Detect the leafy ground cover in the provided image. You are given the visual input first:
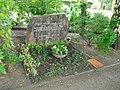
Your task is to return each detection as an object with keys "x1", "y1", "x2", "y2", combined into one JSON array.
[{"x1": 22, "y1": 41, "x2": 93, "y2": 83}]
